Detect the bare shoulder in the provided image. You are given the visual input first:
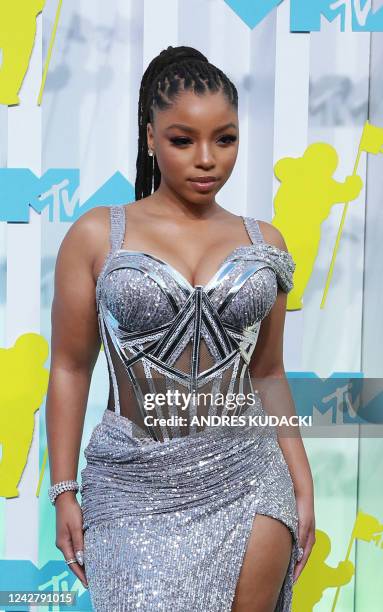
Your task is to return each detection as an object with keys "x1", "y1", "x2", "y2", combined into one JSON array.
[
  {"x1": 257, "y1": 220, "x2": 288, "y2": 252},
  {"x1": 66, "y1": 205, "x2": 110, "y2": 248},
  {"x1": 56, "y1": 206, "x2": 111, "y2": 278},
  {"x1": 51, "y1": 207, "x2": 112, "y2": 372}
]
